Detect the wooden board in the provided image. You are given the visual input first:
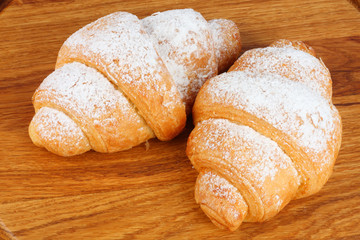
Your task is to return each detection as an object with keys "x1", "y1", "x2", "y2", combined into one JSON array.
[{"x1": 0, "y1": 0, "x2": 359, "y2": 239}]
